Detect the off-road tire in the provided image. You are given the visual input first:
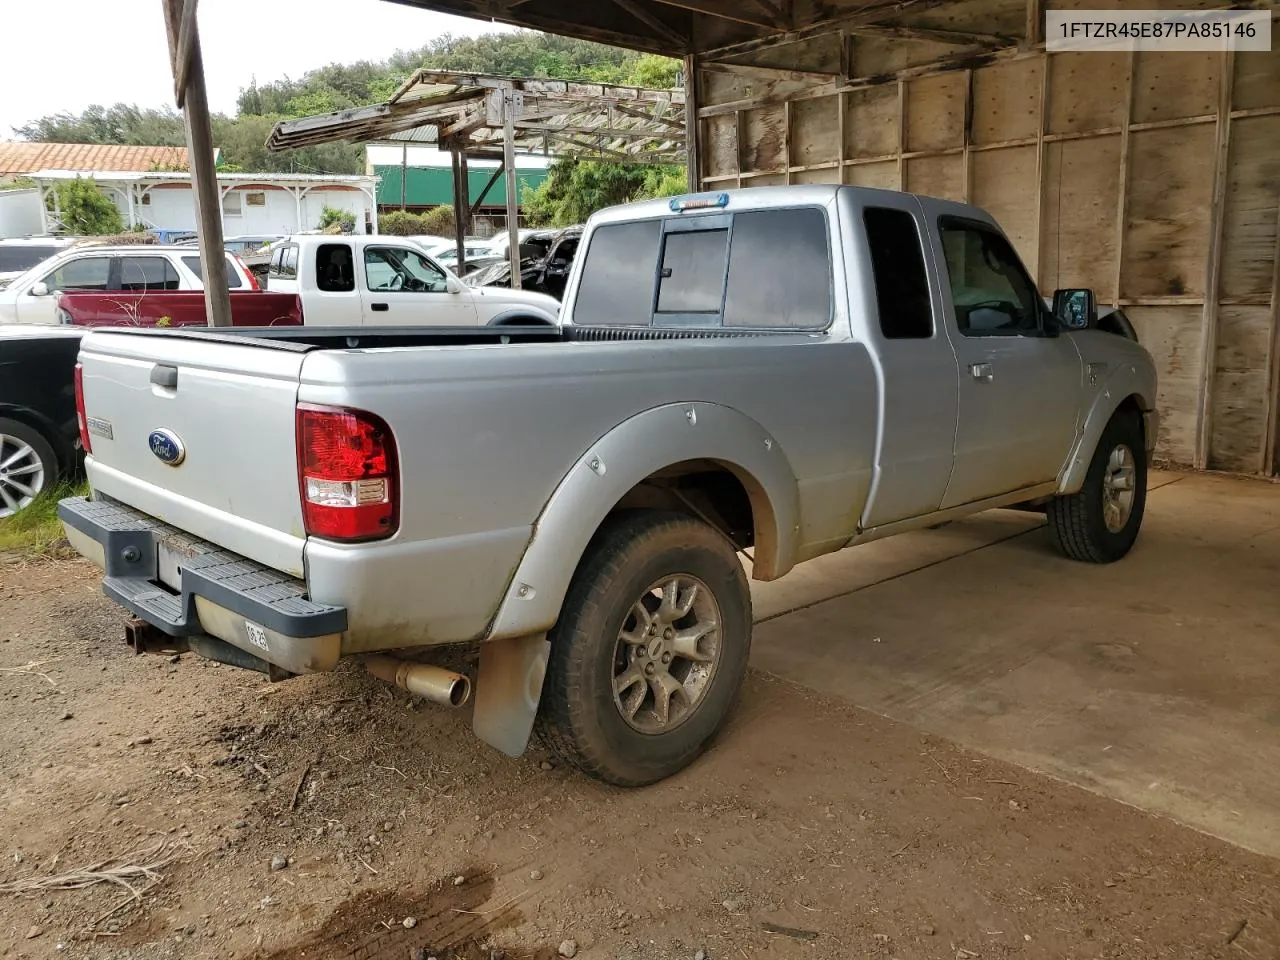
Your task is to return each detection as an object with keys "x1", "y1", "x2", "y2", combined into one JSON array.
[
  {"x1": 1046, "y1": 410, "x2": 1146, "y2": 563},
  {"x1": 535, "y1": 510, "x2": 752, "y2": 787}
]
